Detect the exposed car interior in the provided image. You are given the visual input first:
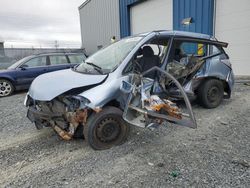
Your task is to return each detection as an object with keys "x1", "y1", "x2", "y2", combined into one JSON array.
[
  {"x1": 137, "y1": 46, "x2": 160, "y2": 79},
  {"x1": 166, "y1": 41, "x2": 207, "y2": 81},
  {"x1": 127, "y1": 37, "x2": 169, "y2": 77},
  {"x1": 120, "y1": 37, "x2": 197, "y2": 129}
]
